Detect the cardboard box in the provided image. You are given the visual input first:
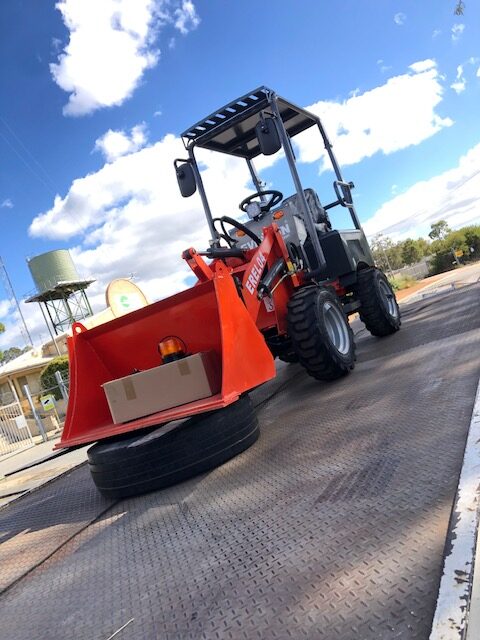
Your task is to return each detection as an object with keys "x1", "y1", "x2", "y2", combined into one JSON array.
[{"x1": 102, "y1": 352, "x2": 220, "y2": 424}]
